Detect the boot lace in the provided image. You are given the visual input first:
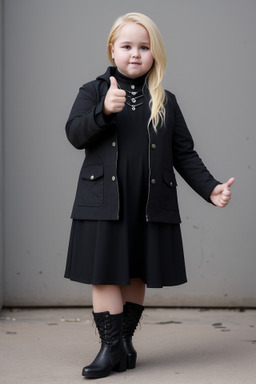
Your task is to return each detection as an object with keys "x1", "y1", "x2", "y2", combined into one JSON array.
[
  {"x1": 94, "y1": 313, "x2": 112, "y2": 345},
  {"x1": 123, "y1": 307, "x2": 143, "y2": 338}
]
